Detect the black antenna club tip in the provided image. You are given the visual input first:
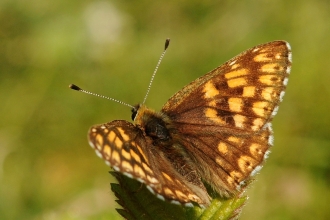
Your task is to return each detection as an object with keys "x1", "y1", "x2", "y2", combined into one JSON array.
[
  {"x1": 69, "y1": 84, "x2": 81, "y2": 91},
  {"x1": 165, "y1": 38, "x2": 170, "y2": 50}
]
